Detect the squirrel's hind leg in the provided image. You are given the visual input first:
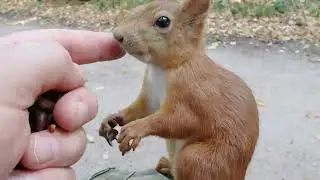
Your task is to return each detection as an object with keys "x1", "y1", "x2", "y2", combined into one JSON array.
[
  {"x1": 155, "y1": 156, "x2": 173, "y2": 178},
  {"x1": 174, "y1": 142, "x2": 247, "y2": 180}
]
